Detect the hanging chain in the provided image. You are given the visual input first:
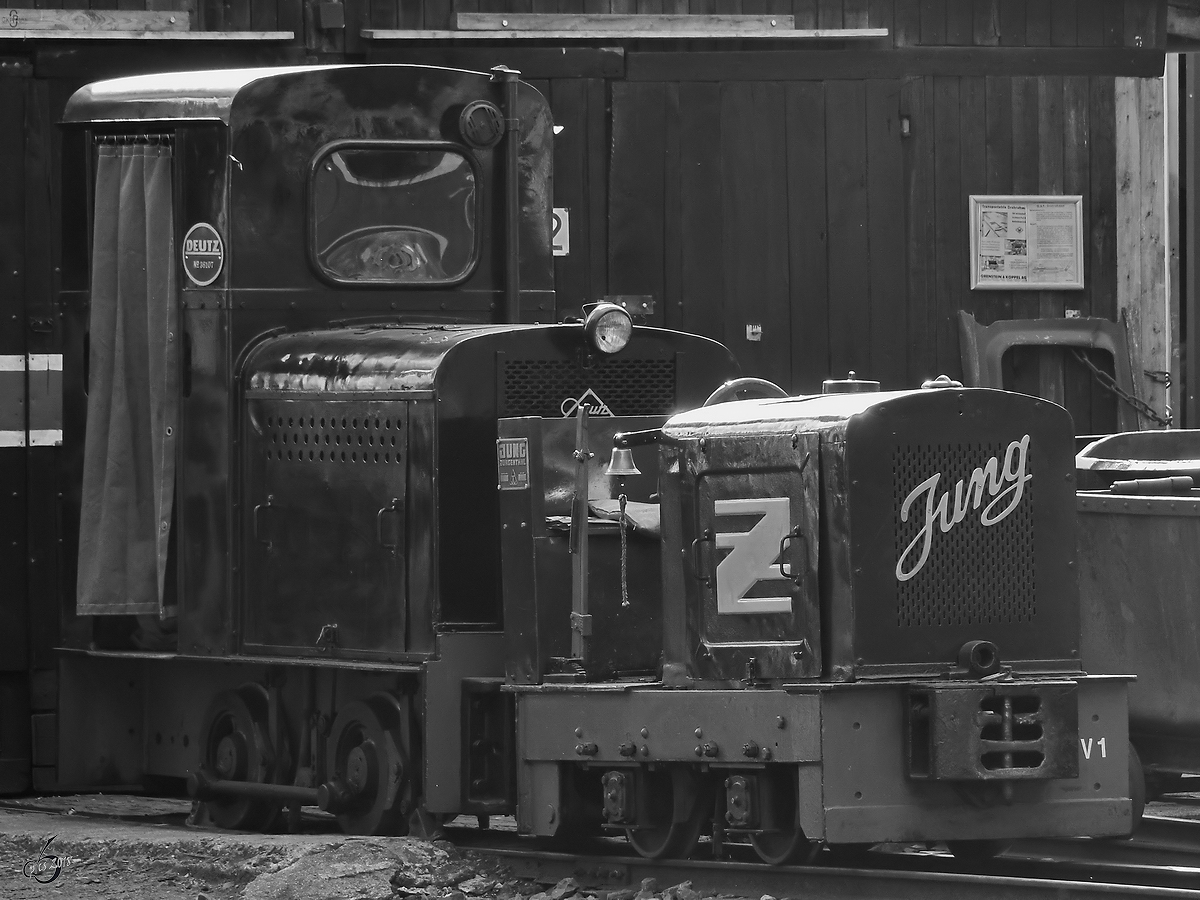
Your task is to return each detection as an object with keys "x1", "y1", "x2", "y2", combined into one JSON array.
[
  {"x1": 1069, "y1": 349, "x2": 1172, "y2": 428},
  {"x1": 618, "y1": 493, "x2": 630, "y2": 608}
]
